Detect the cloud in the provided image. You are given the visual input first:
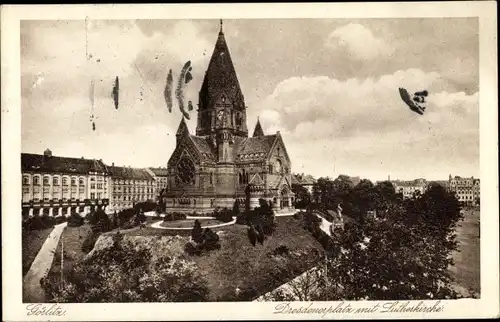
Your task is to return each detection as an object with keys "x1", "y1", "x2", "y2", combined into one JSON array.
[
  {"x1": 256, "y1": 68, "x2": 478, "y2": 180},
  {"x1": 326, "y1": 23, "x2": 395, "y2": 60}
]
